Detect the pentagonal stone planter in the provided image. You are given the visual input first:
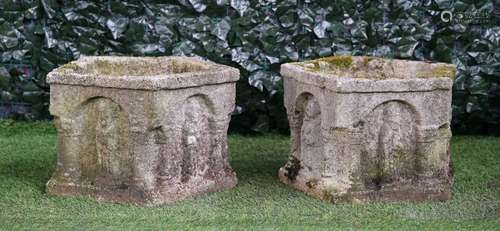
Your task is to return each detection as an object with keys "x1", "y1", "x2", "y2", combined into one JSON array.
[
  {"x1": 46, "y1": 56, "x2": 239, "y2": 205},
  {"x1": 279, "y1": 56, "x2": 455, "y2": 203}
]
